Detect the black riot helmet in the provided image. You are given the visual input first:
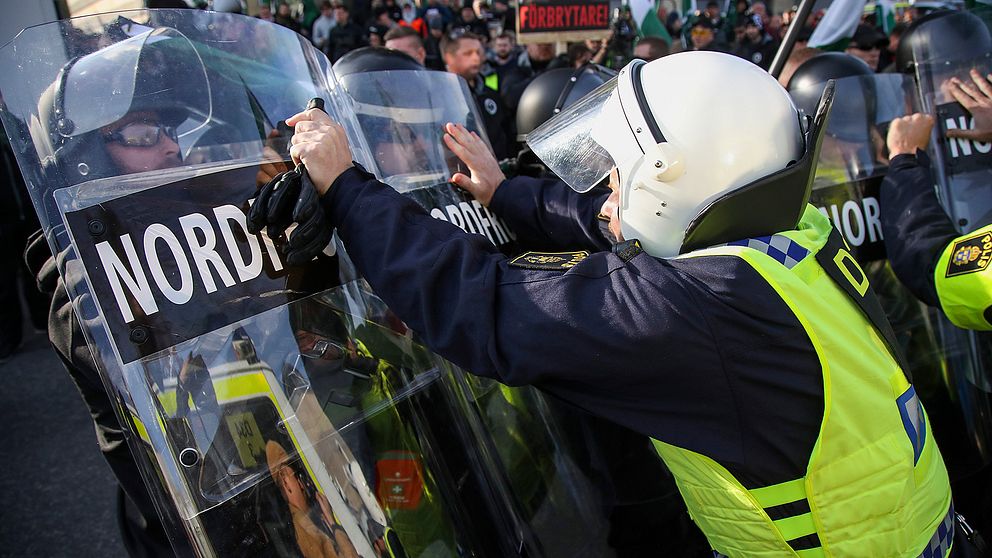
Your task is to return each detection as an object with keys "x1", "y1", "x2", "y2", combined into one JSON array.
[
  {"x1": 32, "y1": 26, "x2": 209, "y2": 186},
  {"x1": 515, "y1": 64, "x2": 617, "y2": 142},
  {"x1": 788, "y1": 53, "x2": 876, "y2": 144},
  {"x1": 333, "y1": 46, "x2": 423, "y2": 76},
  {"x1": 895, "y1": 9, "x2": 992, "y2": 74}
]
